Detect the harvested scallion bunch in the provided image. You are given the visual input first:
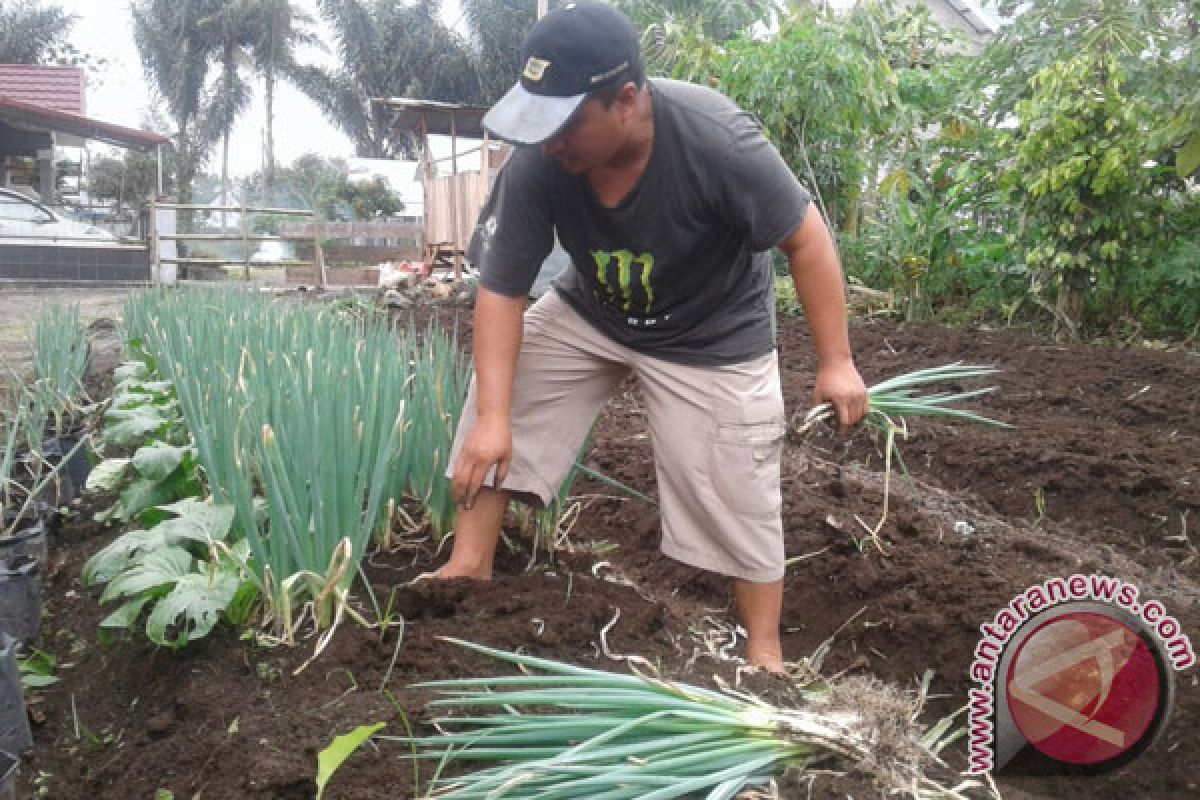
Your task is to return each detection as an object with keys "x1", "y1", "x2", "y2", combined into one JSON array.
[
  {"x1": 402, "y1": 638, "x2": 968, "y2": 800},
  {"x1": 798, "y1": 363, "x2": 1010, "y2": 551},
  {"x1": 799, "y1": 363, "x2": 1009, "y2": 435}
]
